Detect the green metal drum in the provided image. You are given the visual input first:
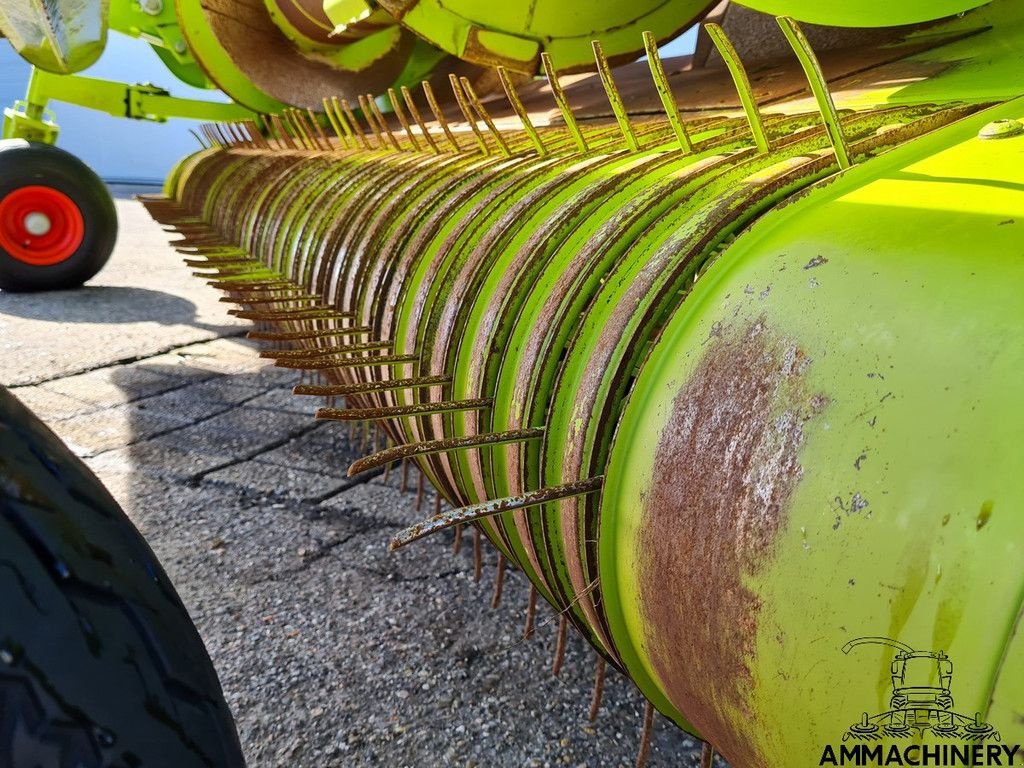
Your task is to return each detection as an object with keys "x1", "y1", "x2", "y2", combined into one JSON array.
[
  {"x1": 375, "y1": 0, "x2": 716, "y2": 72},
  {"x1": 734, "y1": 0, "x2": 991, "y2": 27}
]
